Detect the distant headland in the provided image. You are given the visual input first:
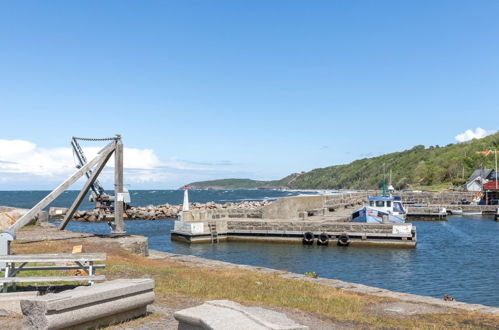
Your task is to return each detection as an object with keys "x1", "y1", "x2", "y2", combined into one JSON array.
[{"x1": 187, "y1": 132, "x2": 499, "y2": 191}]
